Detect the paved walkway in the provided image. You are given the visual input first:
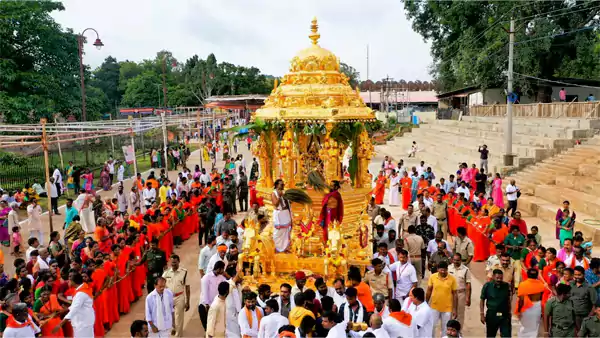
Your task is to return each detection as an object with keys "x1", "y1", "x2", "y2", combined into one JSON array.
[{"x1": 106, "y1": 143, "x2": 252, "y2": 337}]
